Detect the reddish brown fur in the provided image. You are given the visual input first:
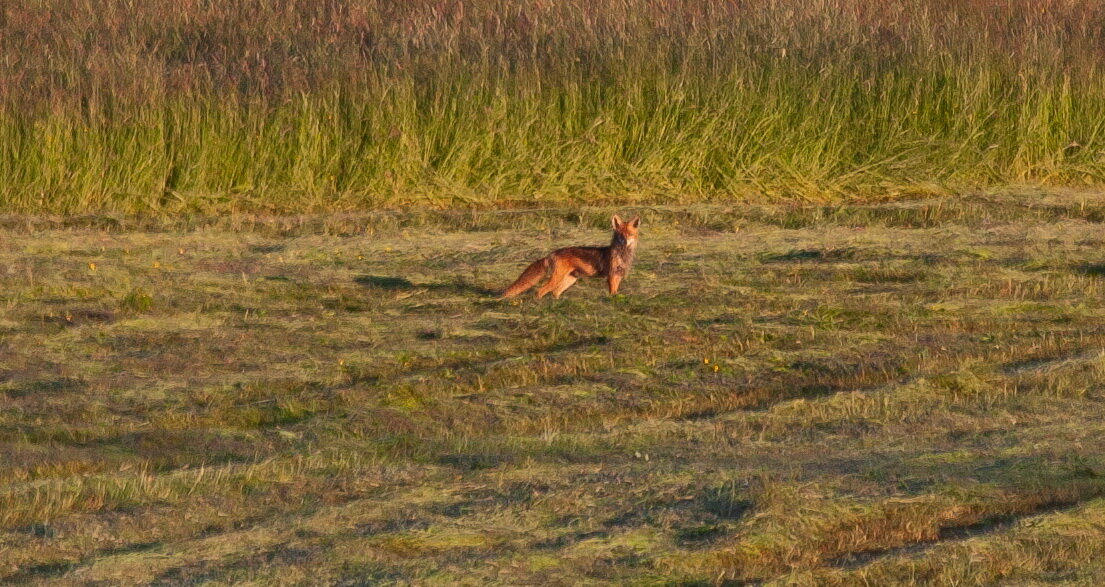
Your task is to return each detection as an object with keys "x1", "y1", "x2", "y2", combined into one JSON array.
[{"x1": 502, "y1": 214, "x2": 640, "y2": 299}]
